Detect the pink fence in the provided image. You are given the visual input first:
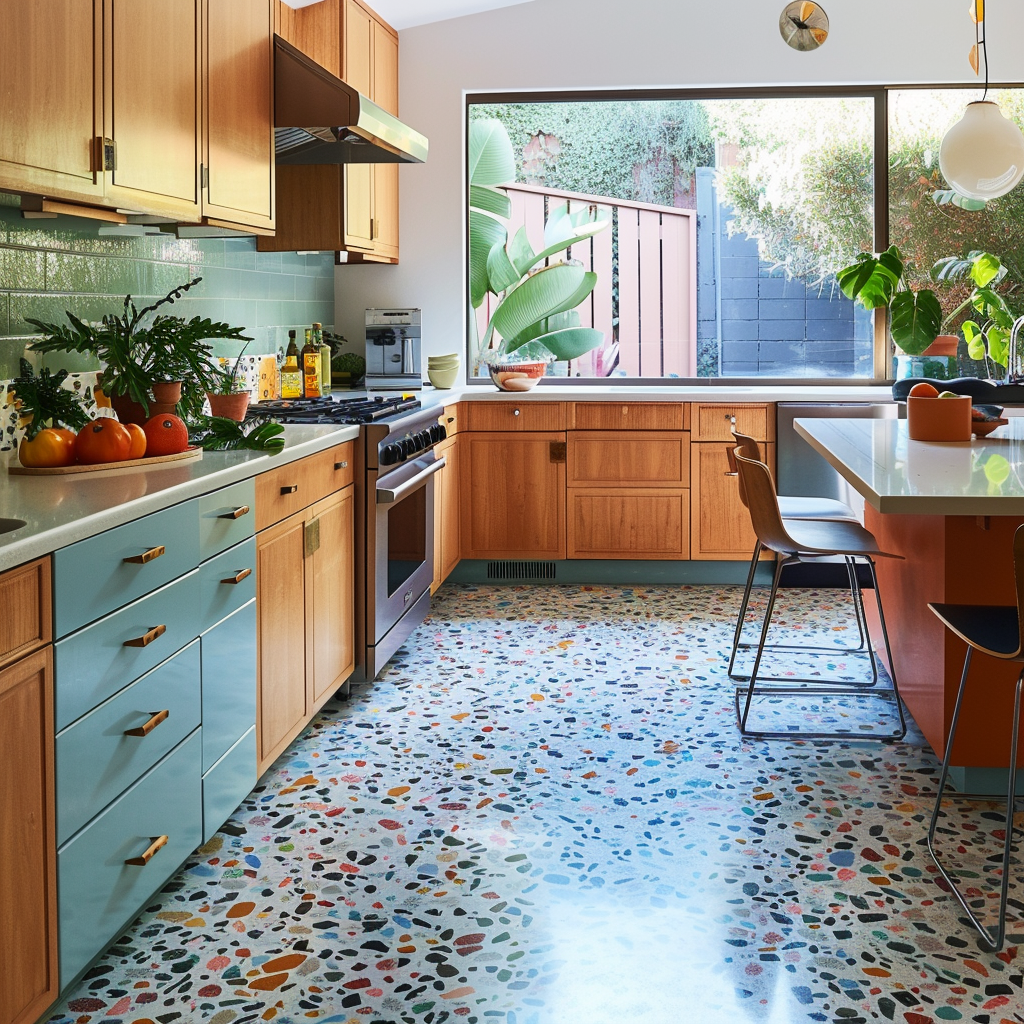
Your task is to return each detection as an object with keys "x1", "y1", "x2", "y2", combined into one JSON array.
[{"x1": 476, "y1": 184, "x2": 697, "y2": 378}]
